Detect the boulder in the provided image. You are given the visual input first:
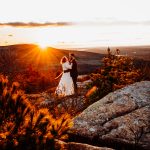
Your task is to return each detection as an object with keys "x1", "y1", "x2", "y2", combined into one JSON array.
[
  {"x1": 70, "y1": 81, "x2": 150, "y2": 149},
  {"x1": 77, "y1": 74, "x2": 92, "y2": 89},
  {"x1": 67, "y1": 142, "x2": 114, "y2": 150},
  {"x1": 55, "y1": 140, "x2": 114, "y2": 150},
  {"x1": 77, "y1": 79, "x2": 92, "y2": 89}
]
